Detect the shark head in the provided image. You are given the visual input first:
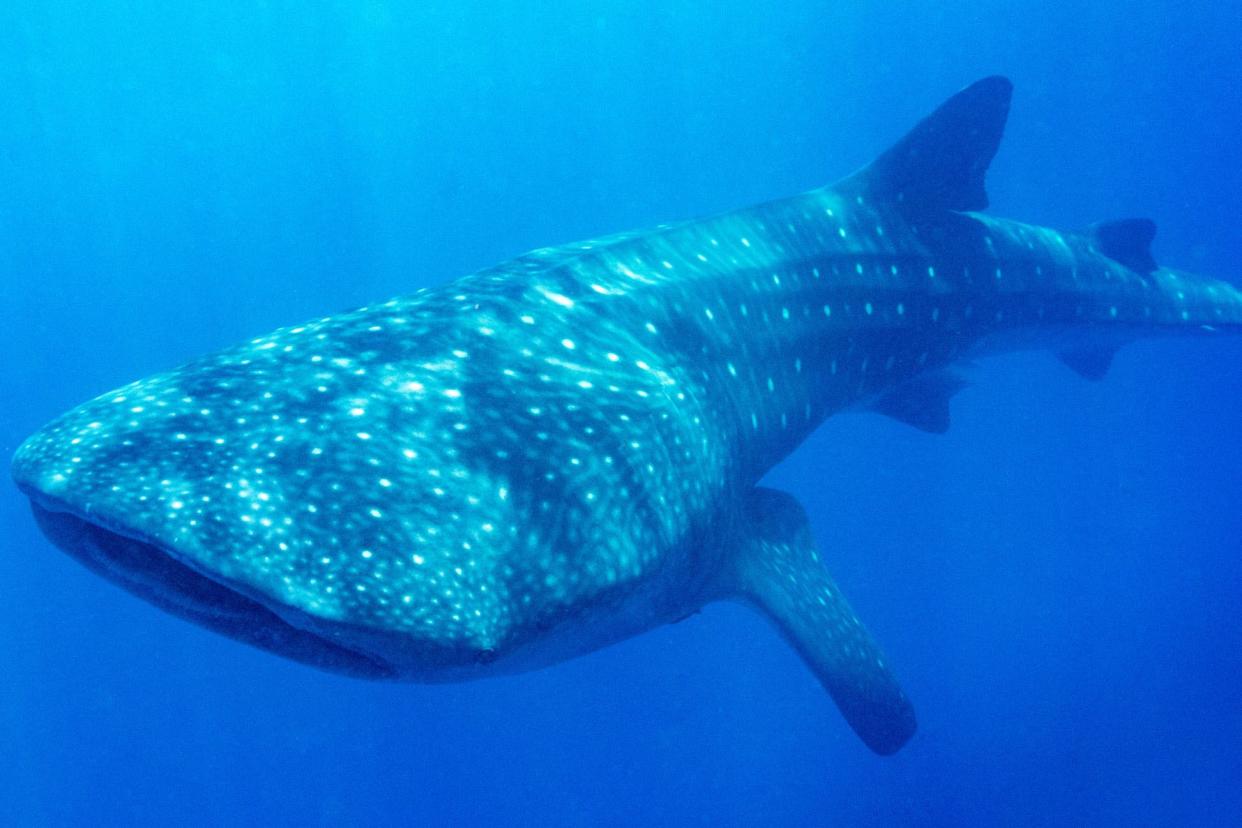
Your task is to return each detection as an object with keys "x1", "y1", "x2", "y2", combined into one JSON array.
[
  {"x1": 13, "y1": 276, "x2": 706, "y2": 683},
  {"x1": 11, "y1": 299, "x2": 553, "y2": 680}
]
